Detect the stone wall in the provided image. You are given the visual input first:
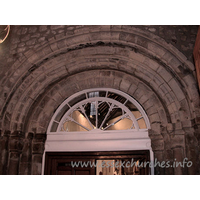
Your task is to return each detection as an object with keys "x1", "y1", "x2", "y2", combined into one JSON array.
[
  {"x1": 0, "y1": 25, "x2": 198, "y2": 77},
  {"x1": 0, "y1": 130, "x2": 46, "y2": 175},
  {"x1": 133, "y1": 25, "x2": 198, "y2": 62},
  {"x1": 0, "y1": 25, "x2": 199, "y2": 175}
]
